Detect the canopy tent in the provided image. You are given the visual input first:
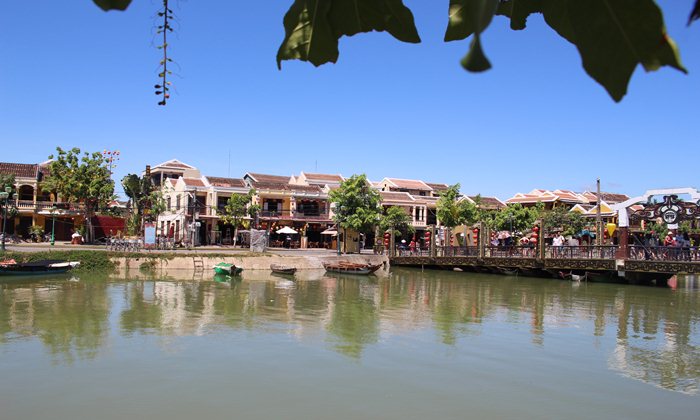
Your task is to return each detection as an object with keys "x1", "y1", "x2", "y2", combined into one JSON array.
[{"x1": 276, "y1": 226, "x2": 298, "y2": 235}]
